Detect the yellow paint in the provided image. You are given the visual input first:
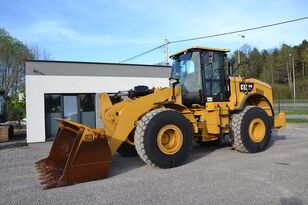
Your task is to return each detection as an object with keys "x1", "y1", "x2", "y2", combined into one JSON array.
[
  {"x1": 249, "y1": 118, "x2": 266, "y2": 142},
  {"x1": 227, "y1": 77, "x2": 274, "y2": 116},
  {"x1": 163, "y1": 102, "x2": 198, "y2": 133},
  {"x1": 157, "y1": 124, "x2": 183, "y2": 155},
  {"x1": 52, "y1": 47, "x2": 286, "y2": 155},
  {"x1": 106, "y1": 88, "x2": 170, "y2": 154},
  {"x1": 96, "y1": 87, "x2": 197, "y2": 155},
  {"x1": 274, "y1": 112, "x2": 286, "y2": 129}
]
